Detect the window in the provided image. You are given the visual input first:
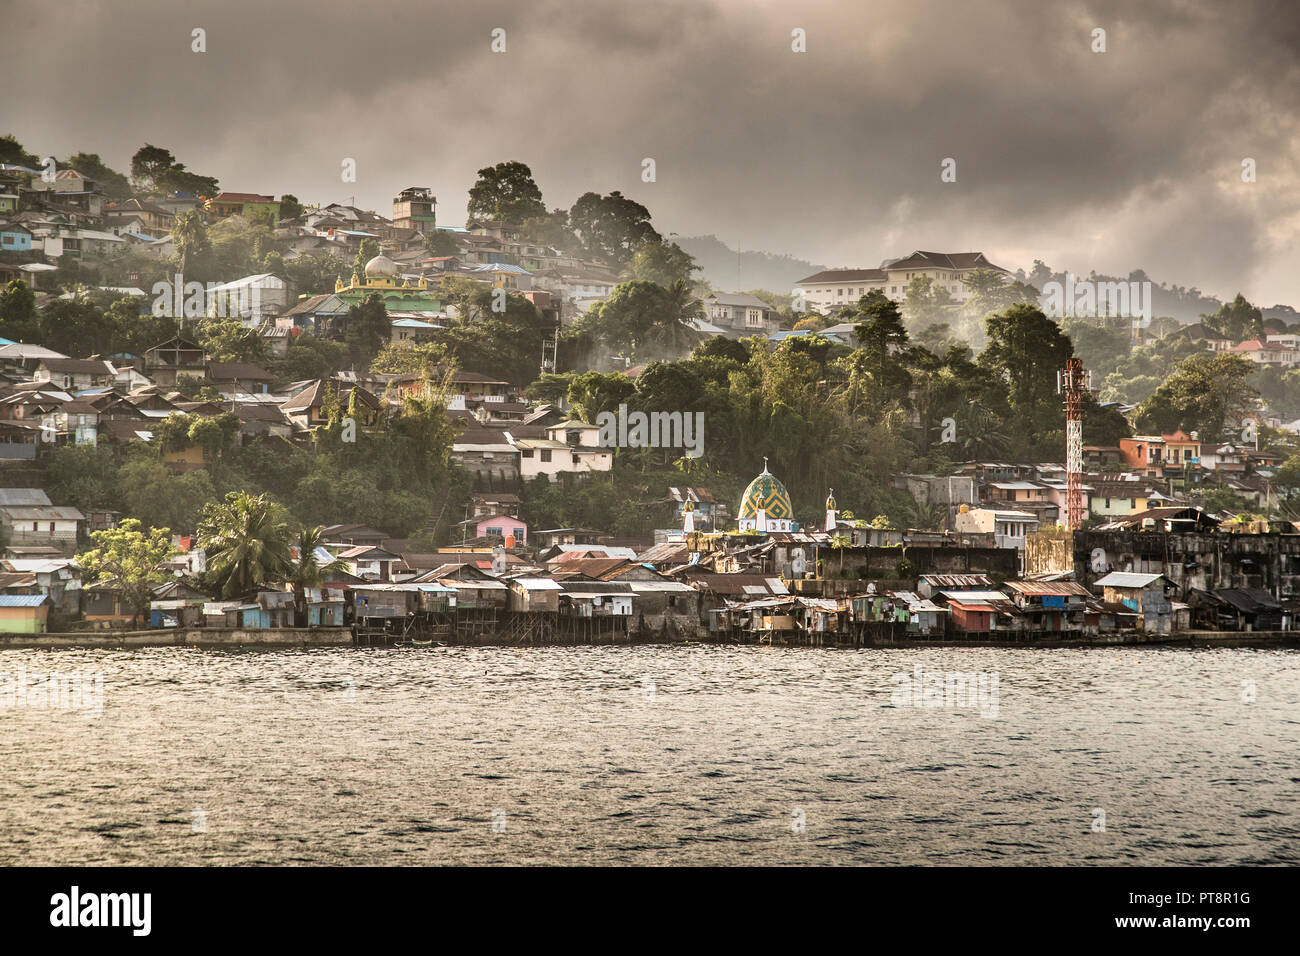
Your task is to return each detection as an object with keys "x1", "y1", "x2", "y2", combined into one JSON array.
[
  {"x1": 540, "y1": 450, "x2": 552, "y2": 463},
  {"x1": 486, "y1": 526, "x2": 502, "y2": 538}
]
